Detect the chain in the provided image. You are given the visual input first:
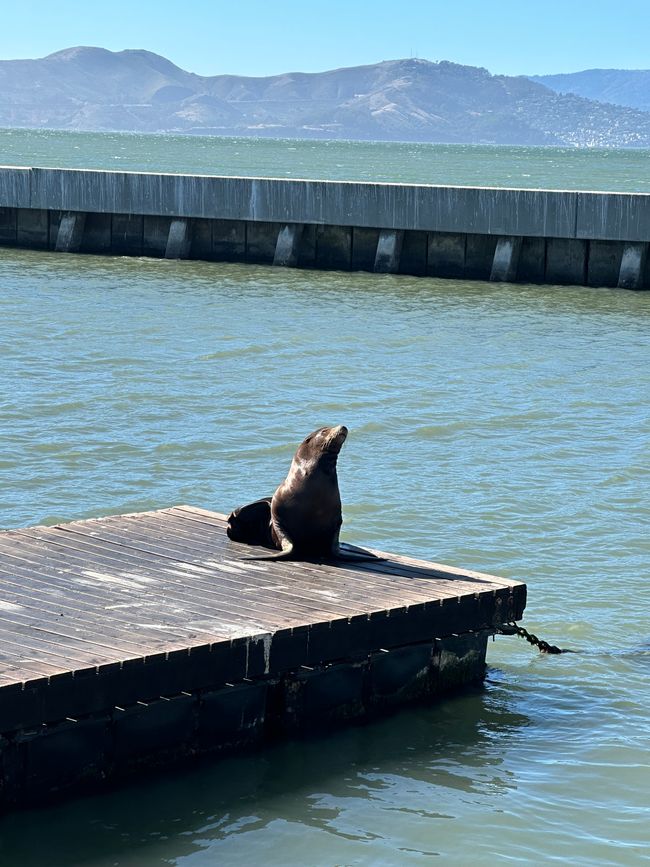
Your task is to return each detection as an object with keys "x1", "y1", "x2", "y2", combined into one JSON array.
[{"x1": 497, "y1": 622, "x2": 574, "y2": 654}]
